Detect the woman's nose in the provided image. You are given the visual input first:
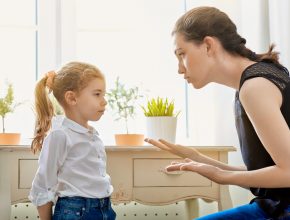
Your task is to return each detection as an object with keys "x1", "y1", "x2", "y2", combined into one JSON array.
[
  {"x1": 178, "y1": 69, "x2": 185, "y2": 75},
  {"x1": 178, "y1": 62, "x2": 186, "y2": 75},
  {"x1": 178, "y1": 66, "x2": 186, "y2": 75}
]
